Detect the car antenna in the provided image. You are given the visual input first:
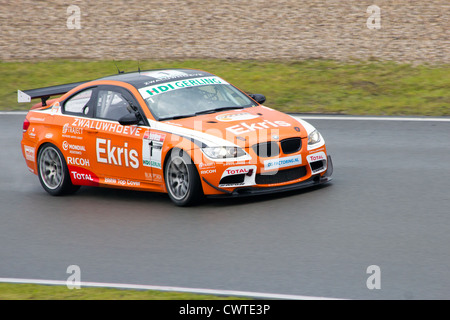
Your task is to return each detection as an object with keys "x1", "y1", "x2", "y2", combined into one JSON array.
[
  {"x1": 137, "y1": 60, "x2": 141, "y2": 74},
  {"x1": 113, "y1": 60, "x2": 124, "y2": 74}
]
